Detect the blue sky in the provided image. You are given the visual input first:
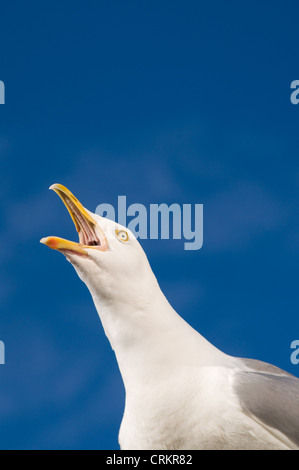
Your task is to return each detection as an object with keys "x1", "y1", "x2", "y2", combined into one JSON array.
[{"x1": 0, "y1": 1, "x2": 299, "y2": 449}]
